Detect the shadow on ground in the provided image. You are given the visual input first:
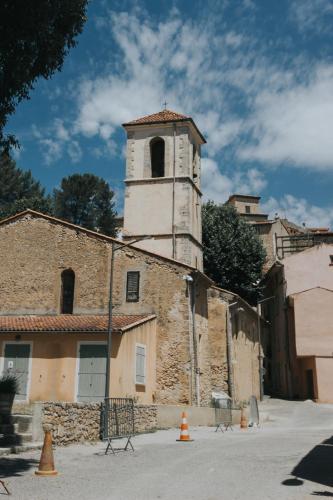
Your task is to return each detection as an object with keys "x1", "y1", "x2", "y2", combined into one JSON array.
[
  {"x1": 0, "y1": 457, "x2": 38, "y2": 478},
  {"x1": 282, "y1": 436, "x2": 333, "y2": 489},
  {"x1": 311, "y1": 492, "x2": 333, "y2": 497}
]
